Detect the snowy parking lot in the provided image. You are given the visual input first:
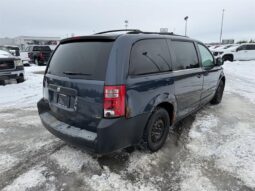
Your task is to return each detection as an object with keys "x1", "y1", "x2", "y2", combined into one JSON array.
[{"x1": 0, "y1": 61, "x2": 255, "y2": 191}]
